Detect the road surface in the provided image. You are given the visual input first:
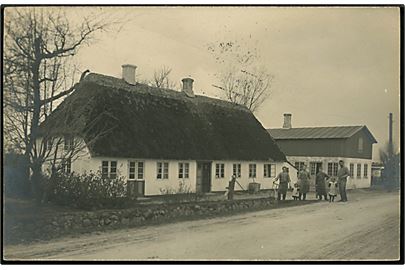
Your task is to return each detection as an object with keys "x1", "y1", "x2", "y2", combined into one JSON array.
[{"x1": 4, "y1": 190, "x2": 400, "y2": 261}]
